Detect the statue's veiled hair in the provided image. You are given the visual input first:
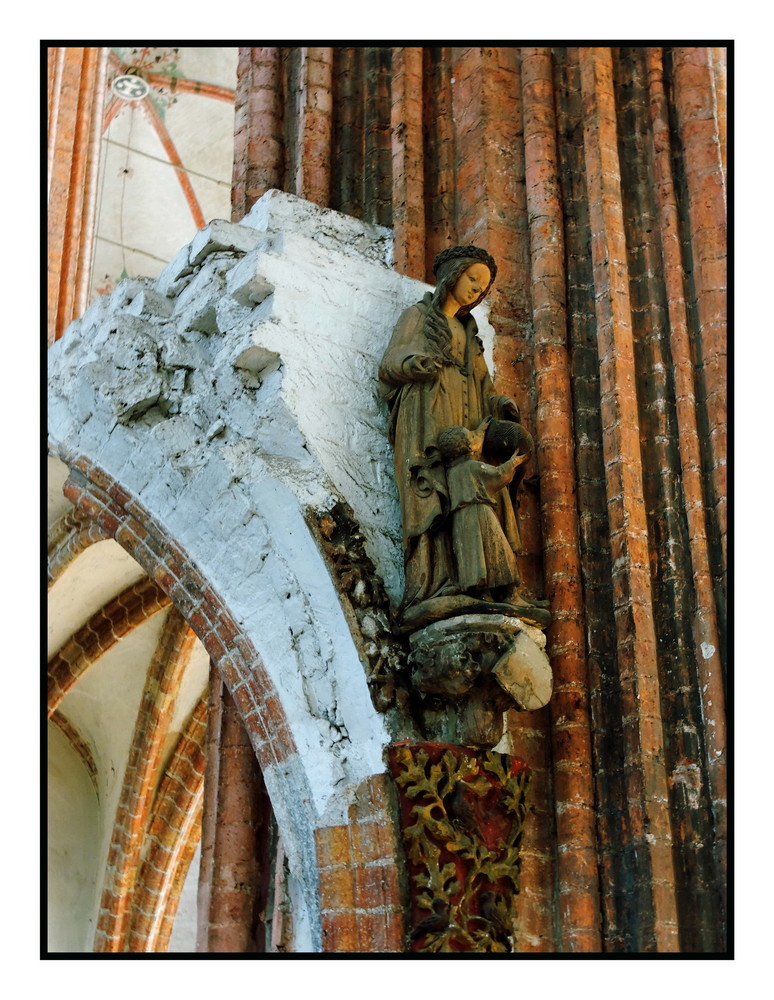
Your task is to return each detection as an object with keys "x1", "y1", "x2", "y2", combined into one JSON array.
[{"x1": 421, "y1": 246, "x2": 498, "y2": 366}]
